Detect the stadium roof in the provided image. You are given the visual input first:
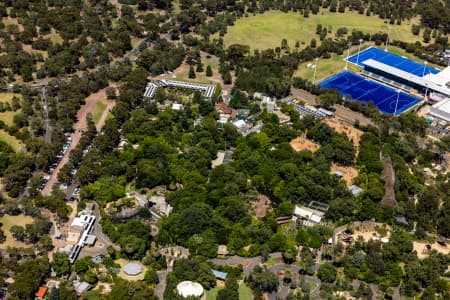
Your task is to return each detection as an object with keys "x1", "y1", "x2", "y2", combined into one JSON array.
[
  {"x1": 123, "y1": 263, "x2": 142, "y2": 276},
  {"x1": 430, "y1": 99, "x2": 450, "y2": 122},
  {"x1": 176, "y1": 281, "x2": 204, "y2": 298},
  {"x1": 363, "y1": 59, "x2": 450, "y2": 97}
]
